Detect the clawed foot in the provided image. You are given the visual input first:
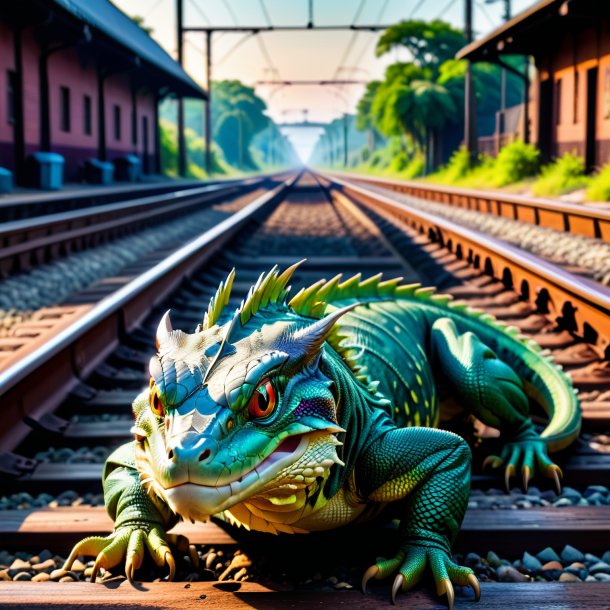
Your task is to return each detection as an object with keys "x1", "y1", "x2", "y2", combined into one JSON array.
[
  {"x1": 483, "y1": 439, "x2": 562, "y2": 493},
  {"x1": 63, "y1": 524, "x2": 187, "y2": 583},
  {"x1": 361, "y1": 546, "x2": 480, "y2": 608}
]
